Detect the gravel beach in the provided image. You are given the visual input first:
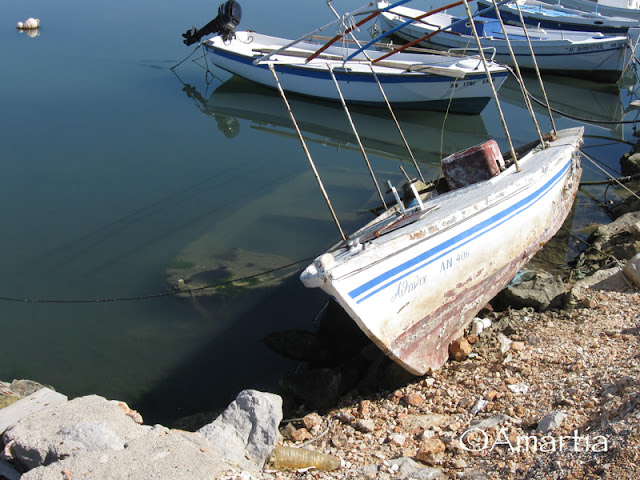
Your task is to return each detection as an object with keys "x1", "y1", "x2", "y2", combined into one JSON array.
[{"x1": 261, "y1": 287, "x2": 639, "y2": 480}]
